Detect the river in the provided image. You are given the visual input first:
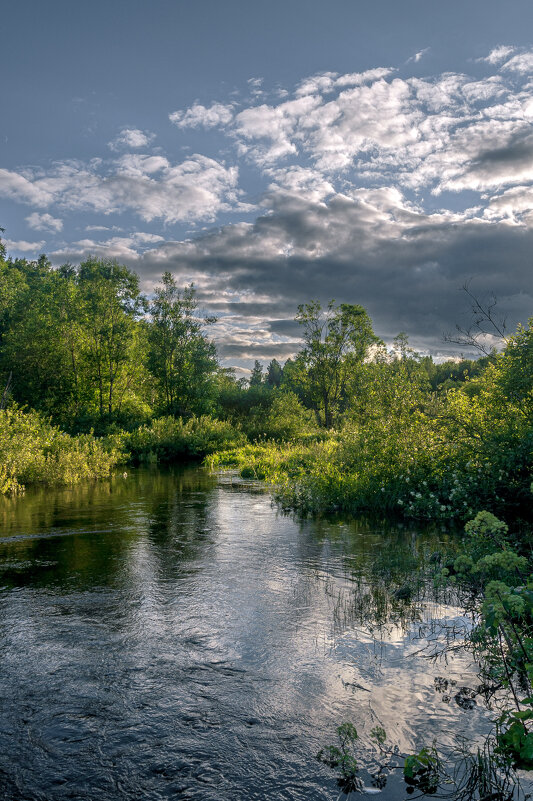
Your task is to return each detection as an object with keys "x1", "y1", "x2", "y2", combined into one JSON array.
[{"x1": 0, "y1": 467, "x2": 504, "y2": 799}]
